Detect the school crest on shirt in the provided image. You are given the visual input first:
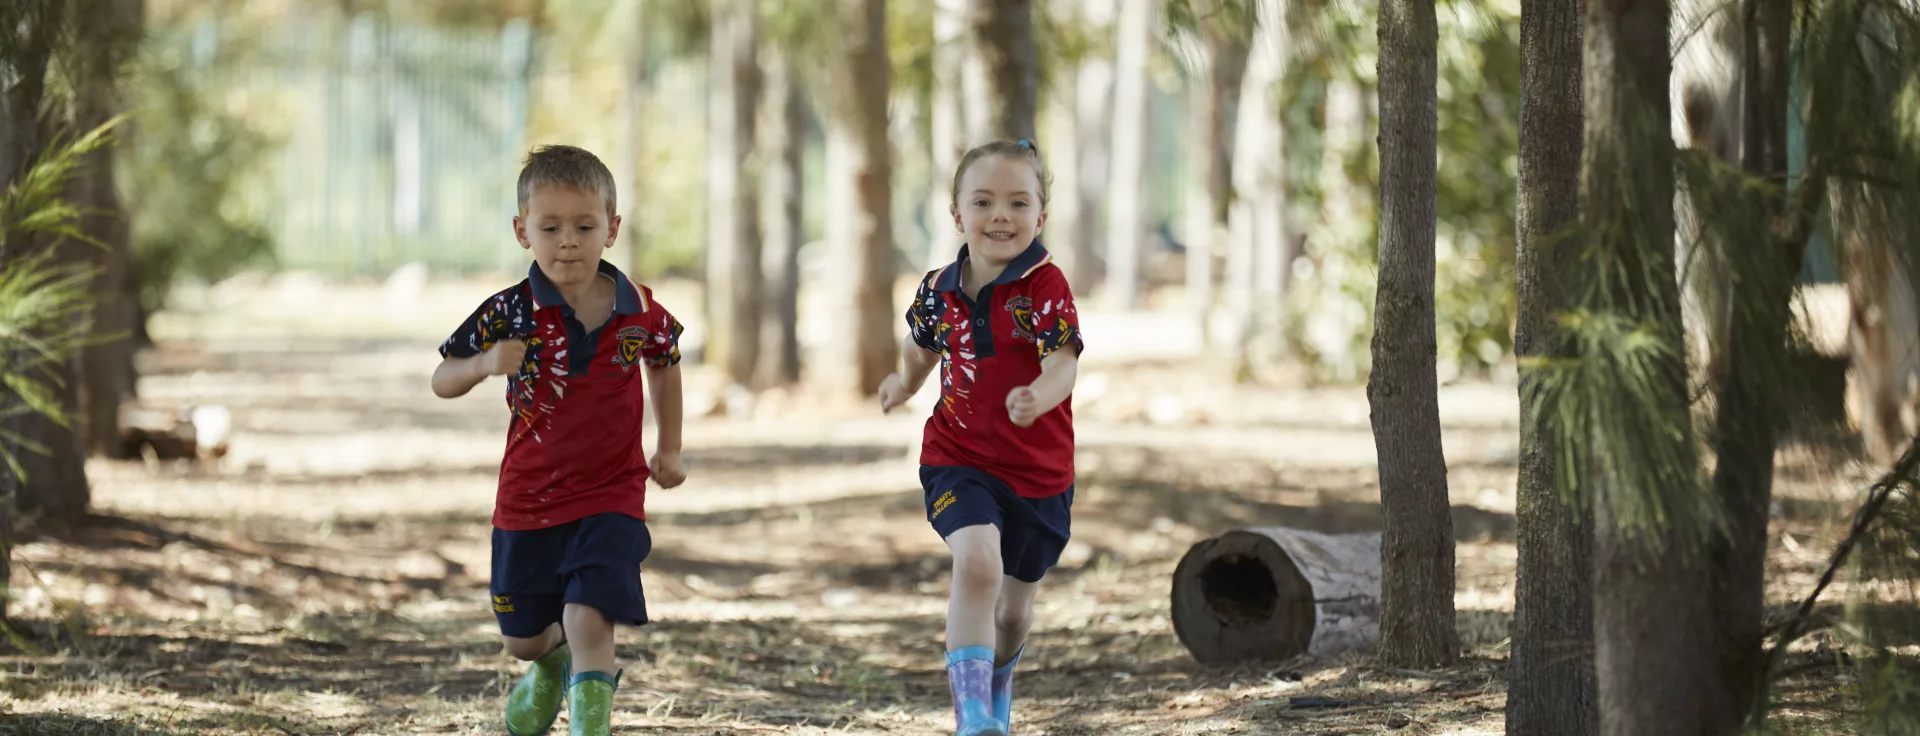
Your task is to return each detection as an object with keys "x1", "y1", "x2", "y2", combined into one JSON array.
[
  {"x1": 1004, "y1": 296, "x2": 1036, "y2": 342},
  {"x1": 613, "y1": 326, "x2": 650, "y2": 371}
]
